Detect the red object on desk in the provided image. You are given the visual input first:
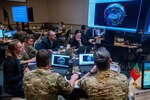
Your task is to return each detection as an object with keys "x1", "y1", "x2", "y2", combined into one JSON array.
[{"x1": 130, "y1": 63, "x2": 141, "y2": 81}]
